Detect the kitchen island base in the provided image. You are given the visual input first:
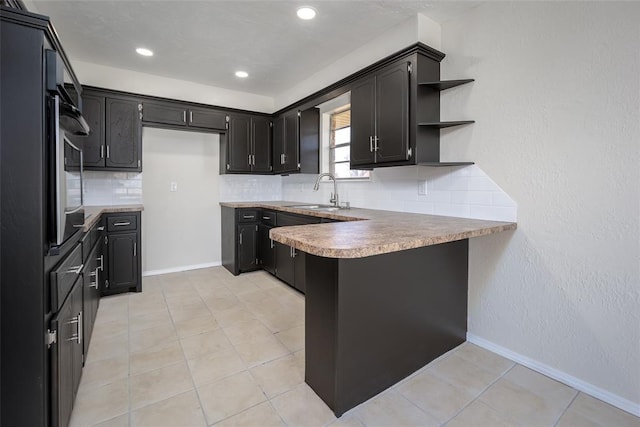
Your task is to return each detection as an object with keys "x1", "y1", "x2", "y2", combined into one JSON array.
[{"x1": 305, "y1": 239, "x2": 469, "y2": 416}]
